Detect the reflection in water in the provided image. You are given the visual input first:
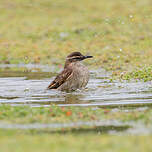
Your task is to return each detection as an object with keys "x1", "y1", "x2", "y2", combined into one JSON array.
[
  {"x1": 0, "y1": 120, "x2": 131, "y2": 135},
  {"x1": 0, "y1": 65, "x2": 152, "y2": 107},
  {"x1": 64, "y1": 94, "x2": 83, "y2": 104}
]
